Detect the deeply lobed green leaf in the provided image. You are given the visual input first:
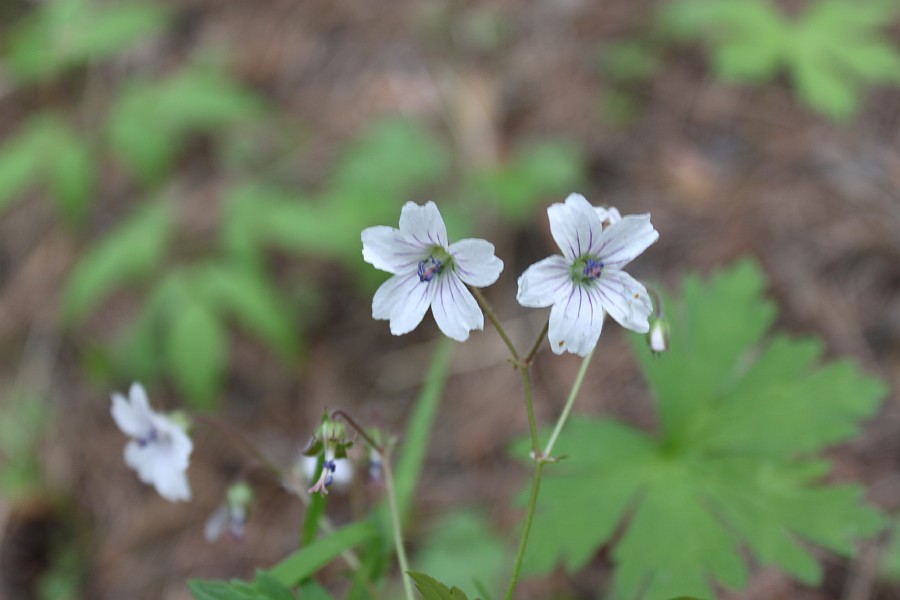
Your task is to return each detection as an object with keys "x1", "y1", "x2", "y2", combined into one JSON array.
[{"x1": 516, "y1": 260, "x2": 887, "y2": 599}]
